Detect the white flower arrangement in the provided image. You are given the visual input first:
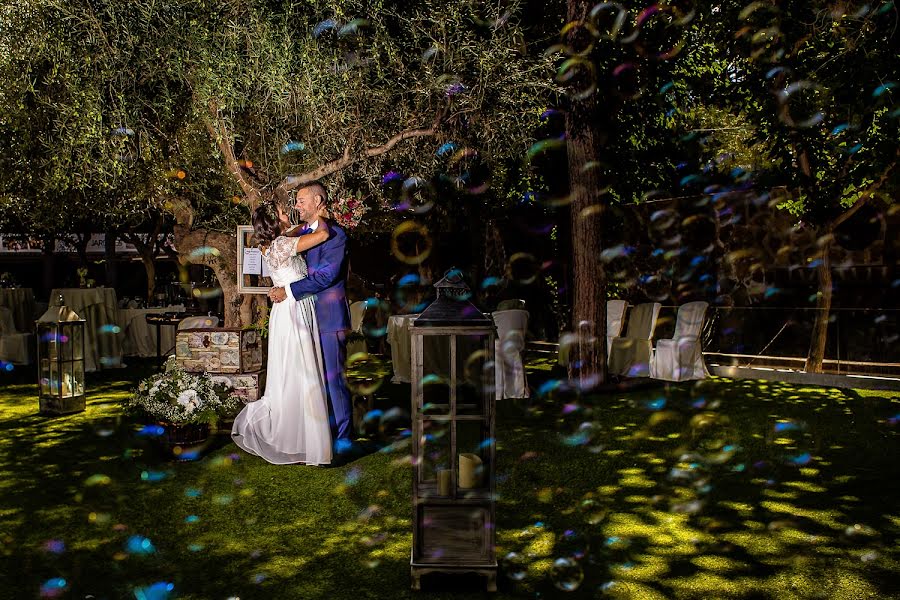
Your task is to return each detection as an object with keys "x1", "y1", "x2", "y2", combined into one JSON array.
[{"x1": 128, "y1": 357, "x2": 241, "y2": 425}]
